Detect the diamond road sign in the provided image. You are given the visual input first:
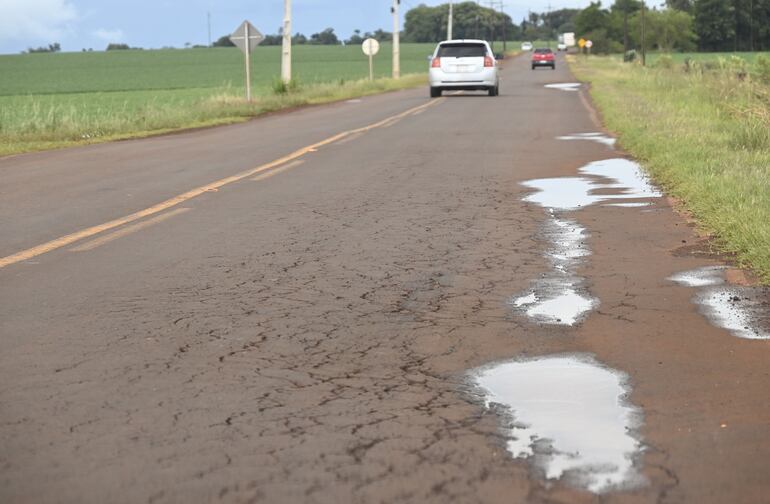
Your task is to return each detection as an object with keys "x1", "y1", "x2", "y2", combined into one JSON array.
[{"x1": 230, "y1": 21, "x2": 264, "y2": 54}]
